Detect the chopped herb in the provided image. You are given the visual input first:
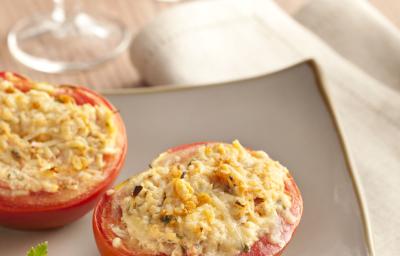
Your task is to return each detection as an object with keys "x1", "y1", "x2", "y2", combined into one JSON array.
[
  {"x1": 235, "y1": 201, "x2": 245, "y2": 207},
  {"x1": 187, "y1": 159, "x2": 194, "y2": 167},
  {"x1": 180, "y1": 171, "x2": 186, "y2": 179},
  {"x1": 11, "y1": 150, "x2": 21, "y2": 161},
  {"x1": 132, "y1": 185, "x2": 143, "y2": 197},
  {"x1": 242, "y1": 244, "x2": 250, "y2": 253},
  {"x1": 48, "y1": 167, "x2": 58, "y2": 173},
  {"x1": 254, "y1": 197, "x2": 264, "y2": 206},
  {"x1": 160, "y1": 215, "x2": 173, "y2": 224}
]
